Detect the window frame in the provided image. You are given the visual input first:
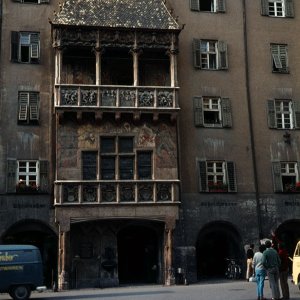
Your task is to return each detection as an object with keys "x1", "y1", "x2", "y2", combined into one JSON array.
[
  {"x1": 13, "y1": 0, "x2": 49, "y2": 4},
  {"x1": 193, "y1": 39, "x2": 228, "y2": 70},
  {"x1": 11, "y1": 31, "x2": 40, "y2": 64},
  {"x1": 272, "y1": 161, "x2": 300, "y2": 192},
  {"x1": 190, "y1": 0, "x2": 226, "y2": 13},
  {"x1": 267, "y1": 99, "x2": 300, "y2": 129},
  {"x1": 17, "y1": 160, "x2": 39, "y2": 187},
  {"x1": 261, "y1": 0, "x2": 294, "y2": 18},
  {"x1": 99, "y1": 136, "x2": 153, "y2": 180},
  {"x1": 193, "y1": 96, "x2": 232, "y2": 128},
  {"x1": 198, "y1": 160, "x2": 237, "y2": 192}
]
